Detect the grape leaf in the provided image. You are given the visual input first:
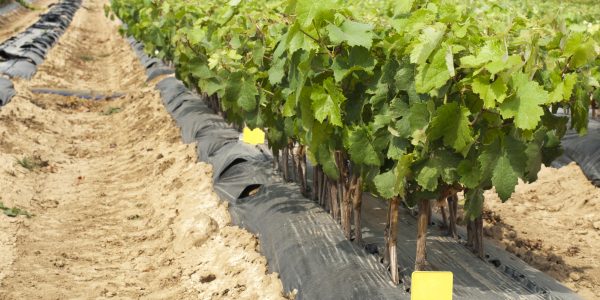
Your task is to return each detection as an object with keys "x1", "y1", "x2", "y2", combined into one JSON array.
[
  {"x1": 294, "y1": 0, "x2": 337, "y2": 28},
  {"x1": 373, "y1": 170, "x2": 395, "y2": 199},
  {"x1": 224, "y1": 72, "x2": 258, "y2": 111},
  {"x1": 571, "y1": 86, "x2": 590, "y2": 134},
  {"x1": 427, "y1": 102, "x2": 474, "y2": 155},
  {"x1": 317, "y1": 145, "x2": 339, "y2": 180},
  {"x1": 395, "y1": 102, "x2": 429, "y2": 140},
  {"x1": 331, "y1": 46, "x2": 376, "y2": 82},
  {"x1": 311, "y1": 78, "x2": 345, "y2": 126},
  {"x1": 268, "y1": 58, "x2": 286, "y2": 85},
  {"x1": 485, "y1": 55, "x2": 522, "y2": 75},
  {"x1": 327, "y1": 20, "x2": 374, "y2": 49},
  {"x1": 499, "y1": 73, "x2": 548, "y2": 130},
  {"x1": 374, "y1": 154, "x2": 412, "y2": 198},
  {"x1": 492, "y1": 154, "x2": 519, "y2": 201},
  {"x1": 286, "y1": 23, "x2": 319, "y2": 54},
  {"x1": 416, "y1": 163, "x2": 439, "y2": 191},
  {"x1": 410, "y1": 23, "x2": 446, "y2": 65},
  {"x1": 346, "y1": 126, "x2": 380, "y2": 166},
  {"x1": 460, "y1": 40, "x2": 504, "y2": 68},
  {"x1": 471, "y1": 76, "x2": 507, "y2": 108},
  {"x1": 457, "y1": 159, "x2": 481, "y2": 189},
  {"x1": 415, "y1": 48, "x2": 451, "y2": 94},
  {"x1": 393, "y1": 0, "x2": 414, "y2": 15}
]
